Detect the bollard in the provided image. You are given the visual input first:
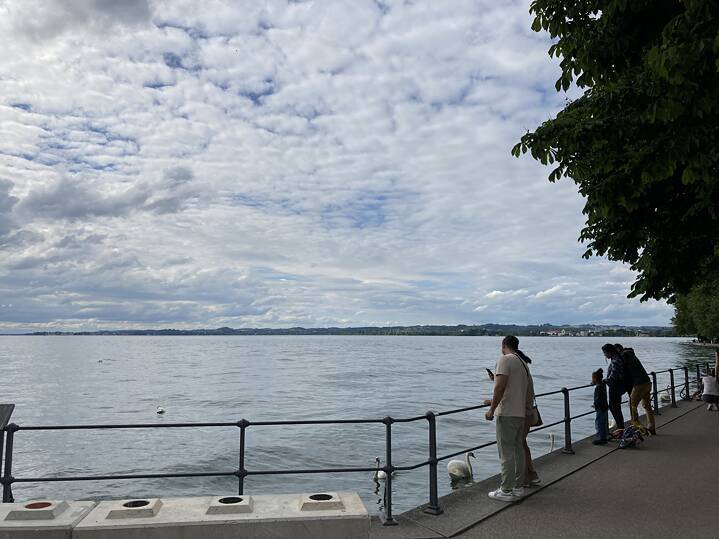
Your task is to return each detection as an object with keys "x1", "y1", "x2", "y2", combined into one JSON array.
[
  {"x1": 650, "y1": 372, "x2": 660, "y2": 415},
  {"x1": 683, "y1": 367, "x2": 690, "y2": 401},
  {"x1": 561, "y1": 388, "x2": 574, "y2": 454},
  {"x1": 669, "y1": 369, "x2": 677, "y2": 408},
  {"x1": 381, "y1": 417, "x2": 397, "y2": 526},
  {"x1": 237, "y1": 419, "x2": 249, "y2": 496},
  {"x1": 424, "y1": 412, "x2": 442, "y2": 515},
  {"x1": 1, "y1": 424, "x2": 16, "y2": 503}
]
